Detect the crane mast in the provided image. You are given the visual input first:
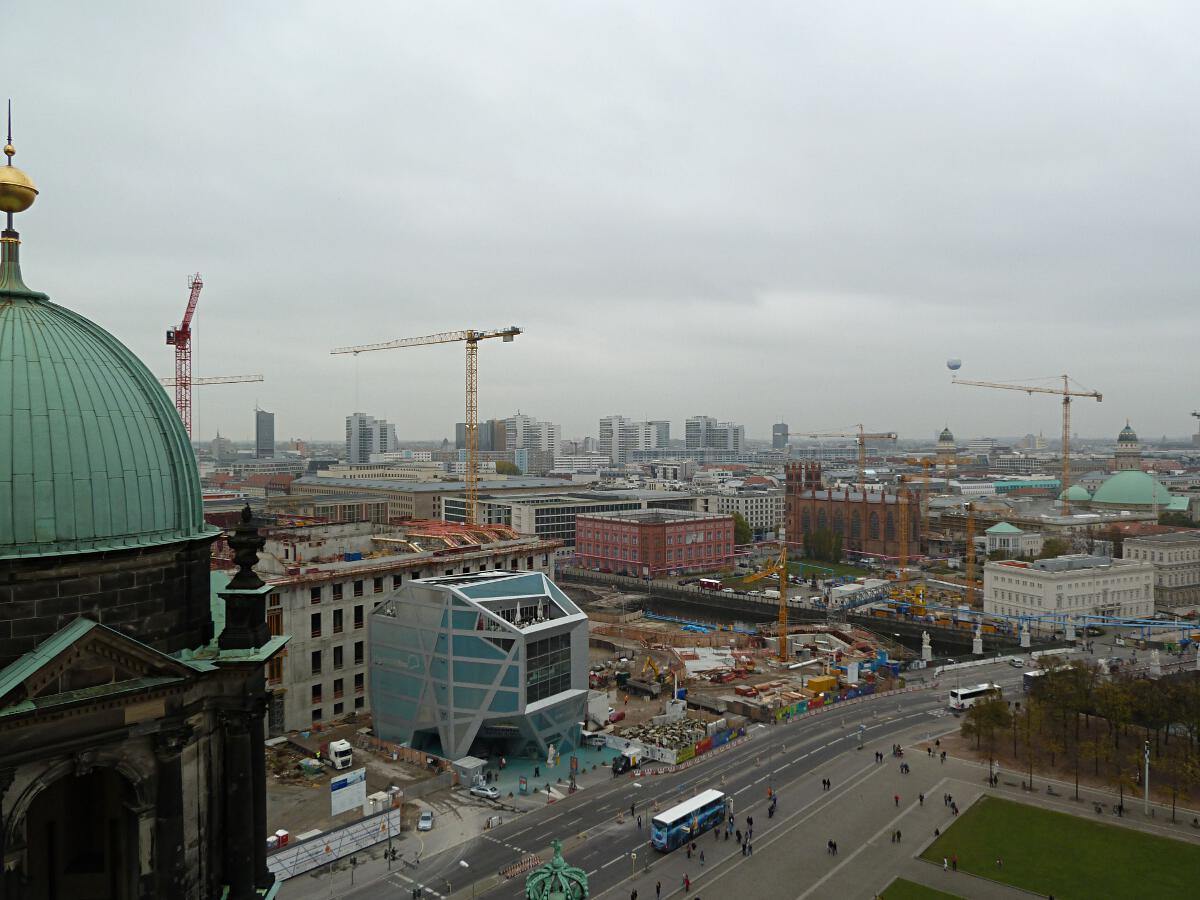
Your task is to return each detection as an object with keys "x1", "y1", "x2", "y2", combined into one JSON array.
[
  {"x1": 744, "y1": 546, "x2": 789, "y2": 662},
  {"x1": 951, "y1": 376, "x2": 1101, "y2": 514},
  {"x1": 331, "y1": 326, "x2": 521, "y2": 524},
  {"x1": 165, "y1": 273, "x2": 203, "y2": 438}
]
